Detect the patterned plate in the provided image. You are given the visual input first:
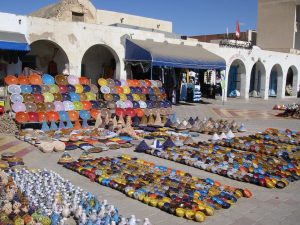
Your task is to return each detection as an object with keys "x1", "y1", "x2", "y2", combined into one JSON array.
[{"x1": 100, "y1": 86, "x2": 110, "y2": 94}]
